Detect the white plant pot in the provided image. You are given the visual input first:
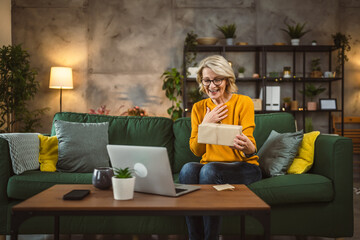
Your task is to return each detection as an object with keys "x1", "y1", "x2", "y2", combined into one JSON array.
[
  {"x1": 112, "y1": 176, "x2": 135, "y2": 200},
  {"x1": 291, "y1": 39, "x2": 300, "y2": 46},
  {"x1": 226, "y1": 38, "x2": 234, "y2": 45},
  {"x1": 237, "y1": 73, "x2": 245, "y2": 78}
]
